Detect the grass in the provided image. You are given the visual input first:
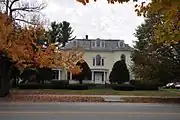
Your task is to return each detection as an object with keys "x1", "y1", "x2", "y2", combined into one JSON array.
[
  {"x1": 160, "y1": 88, "x2": 180, "y2": 93},
  {"x1": 11, "y1": 89, "x2": 180, "y2": 97}
]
